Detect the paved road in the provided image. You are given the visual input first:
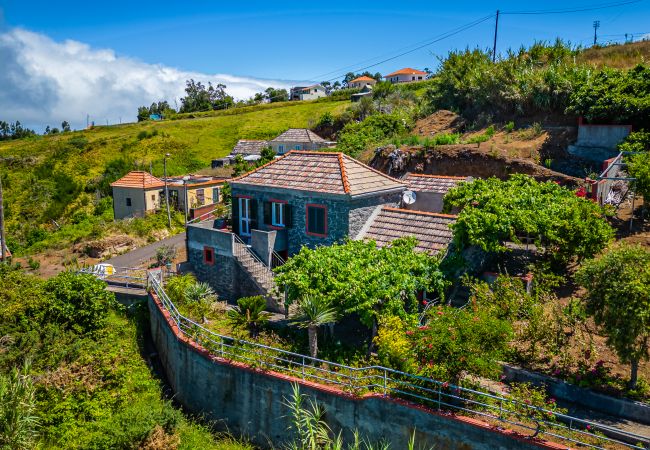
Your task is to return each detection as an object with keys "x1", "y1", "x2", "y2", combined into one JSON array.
[{"x1": 104, "y1": 232, "x2": 185, "y2": 268}]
